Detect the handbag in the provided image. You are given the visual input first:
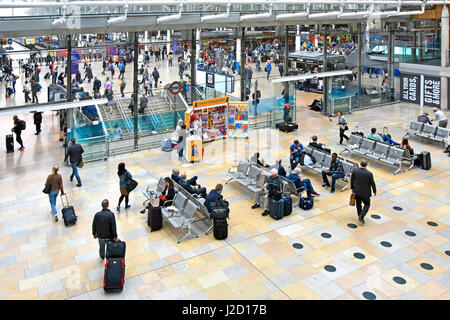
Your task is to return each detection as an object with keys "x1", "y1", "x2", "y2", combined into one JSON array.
[
  {"x1": 42, "y1": 183, "x2": 52, "y2": 194},
  {"x1": 77, "y1": 159, "x2": 84, "y2": 168},
  {"x1": 349, "y1": 193, "x2": 355, "y2": 206},
  {"x1": 126, "y1": 178, "x2": 138, "y2": 193}
]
